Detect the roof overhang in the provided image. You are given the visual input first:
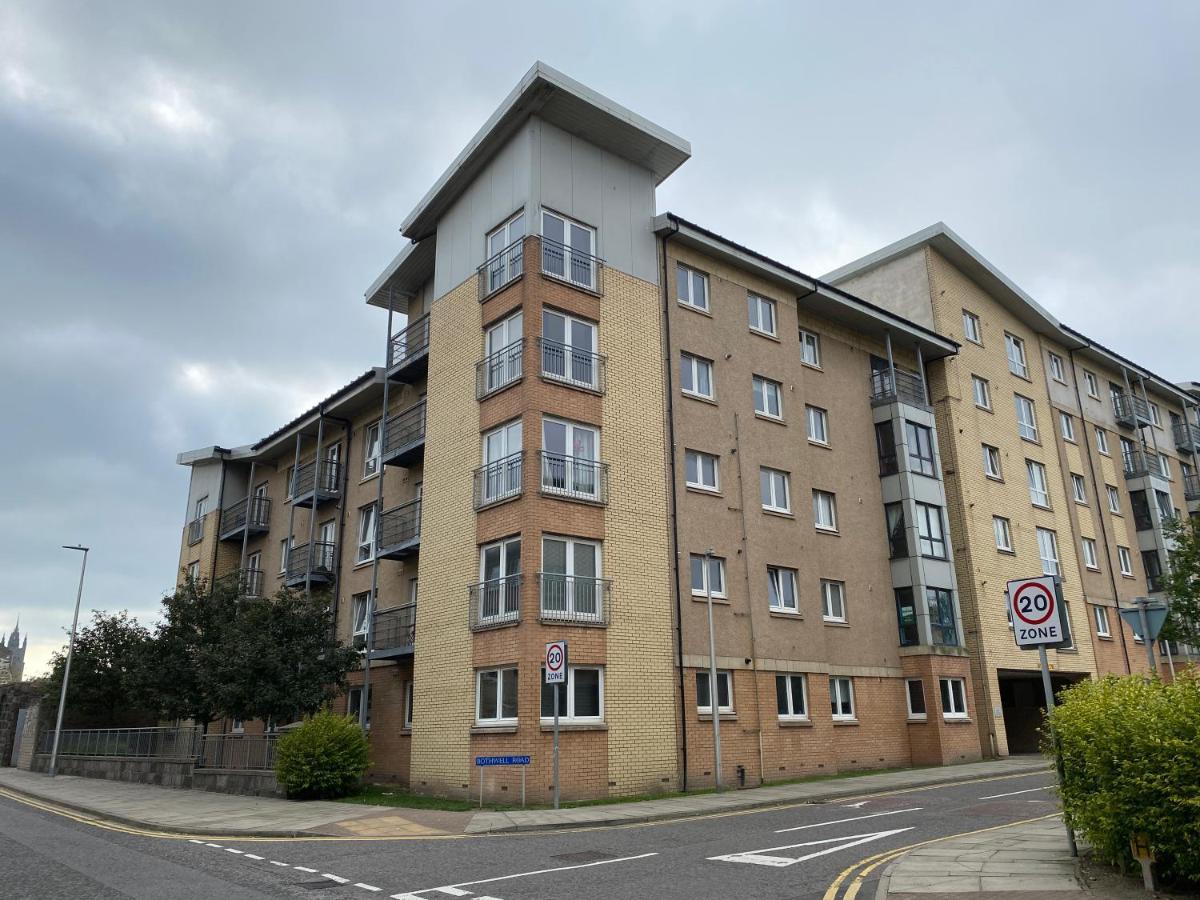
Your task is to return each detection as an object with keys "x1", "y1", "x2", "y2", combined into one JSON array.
[
  {"x1": 365, "y1": 237, "x2": 435, "y2": 311},
  {"x1": 1062, "y1": 327, "x2": 1195, "y2": 406},
  {"x1": 400, "y1": 61, "x2": 691, "y2": 242},
  {"x1": 656, "y1": 214, "x2": 959, "y2": 361}
]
